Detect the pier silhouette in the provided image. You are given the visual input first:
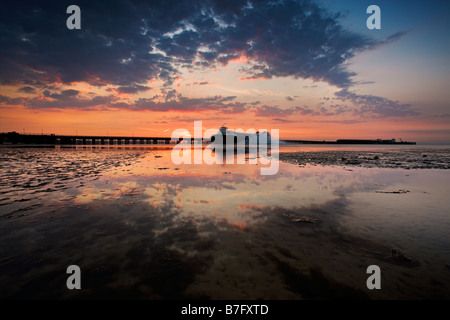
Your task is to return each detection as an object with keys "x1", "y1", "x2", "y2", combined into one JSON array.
[
  {"x1": 0, "y1": 132, "x2": 175, "y2": 146},
  {"x1": 0, "y1": 132, "x2": 416, "y2": 146}
]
